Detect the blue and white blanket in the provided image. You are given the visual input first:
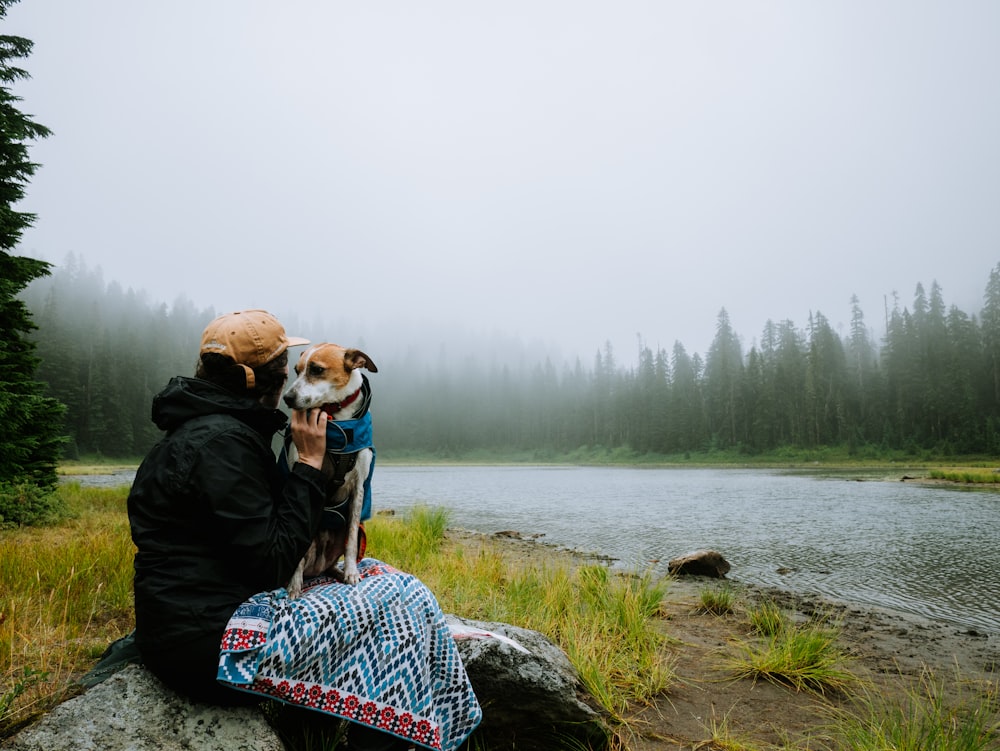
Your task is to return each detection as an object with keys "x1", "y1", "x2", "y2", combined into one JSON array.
[{"x1": 218, "y1": 559, "x2": 482, "y2": 750}]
